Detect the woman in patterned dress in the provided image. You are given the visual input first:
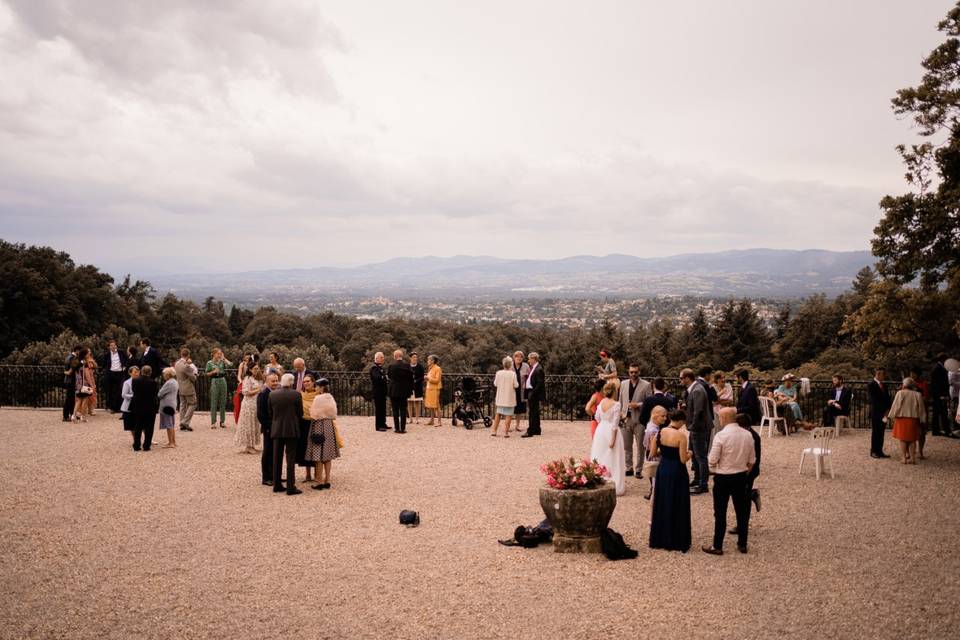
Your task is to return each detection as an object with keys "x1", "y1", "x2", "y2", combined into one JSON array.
[
  {"x1": 234, "y1": 364, "x2": 262, "y2": 453},
  {"x1": 205, "y1": 349, "x2": 231, "y2": 428},
  {"x1": 307, "y1": 378, "x2": 340, "y2": 490}
]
